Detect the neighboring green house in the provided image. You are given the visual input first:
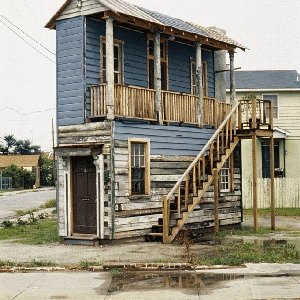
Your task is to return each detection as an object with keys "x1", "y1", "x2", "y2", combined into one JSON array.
[{"x1": 226, "y1": 70, "x2": 300, "y2": 208}]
